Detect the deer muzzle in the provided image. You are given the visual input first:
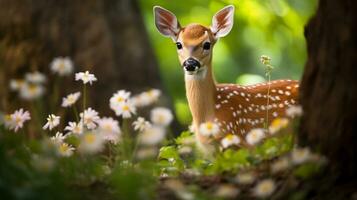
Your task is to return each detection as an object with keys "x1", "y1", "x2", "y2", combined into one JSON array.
[{"x1": 183, "y1": 58, "x2": 201, "y2": 72}]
